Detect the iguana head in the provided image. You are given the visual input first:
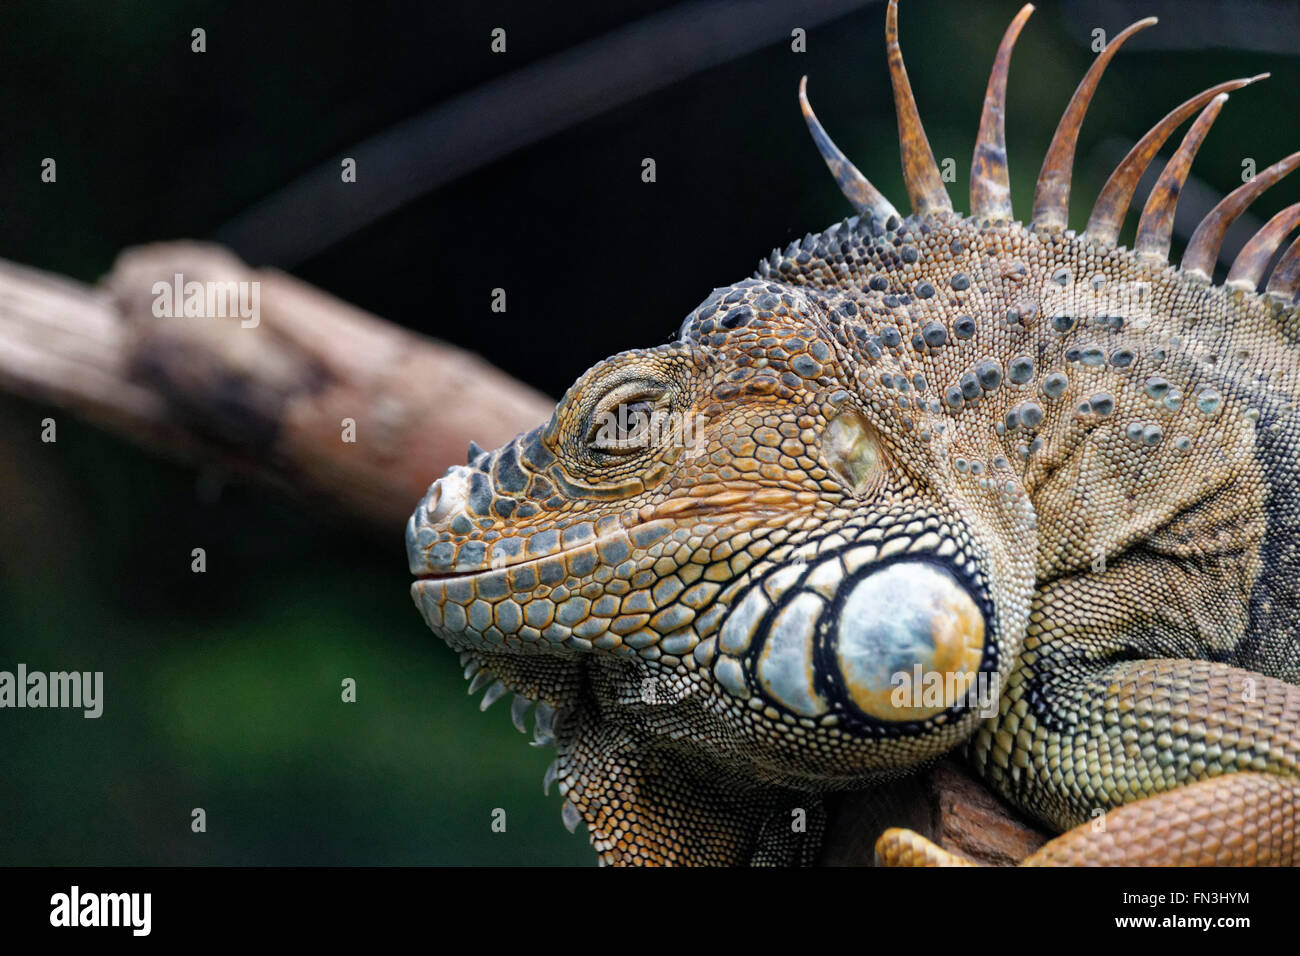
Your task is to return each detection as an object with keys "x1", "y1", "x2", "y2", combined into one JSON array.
[
  {"x1": 410, "y1": 269, "x2": 1031, "y2": 738},
  {"x1": 408, "y1": 1, "x2": 1300, "y2": 864}
]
